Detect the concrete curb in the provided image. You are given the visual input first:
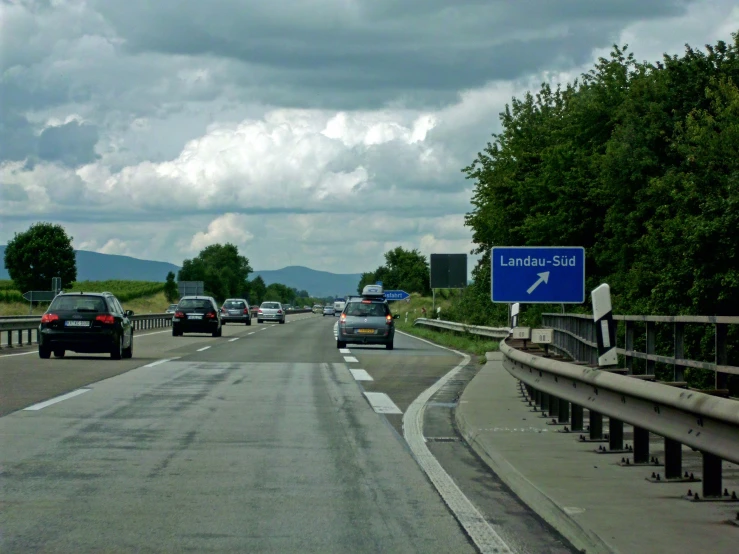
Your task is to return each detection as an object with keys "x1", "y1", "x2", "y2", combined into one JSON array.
[{"x1": 455, "y1": 353, "x2": 618, "y2": 554}]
